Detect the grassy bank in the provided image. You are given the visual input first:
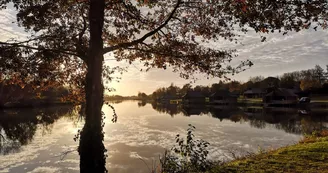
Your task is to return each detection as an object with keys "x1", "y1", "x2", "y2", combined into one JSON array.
[
  {"x1": 211, "y1": 132, "x2": 328, "y2": 173},
  {"x1": 158, "y1": 129, "x2": 328, "y2": 173}
]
